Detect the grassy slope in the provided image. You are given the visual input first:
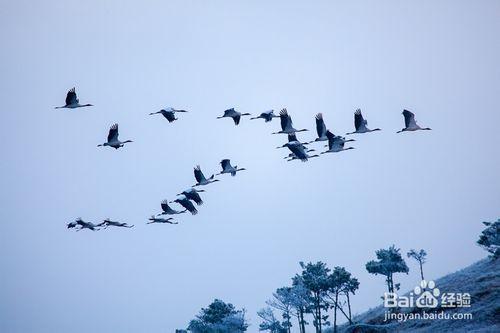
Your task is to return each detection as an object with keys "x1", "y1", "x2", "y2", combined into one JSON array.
[{"x1": 328, "y1": 258, "x2": 499, "y2": 333}]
